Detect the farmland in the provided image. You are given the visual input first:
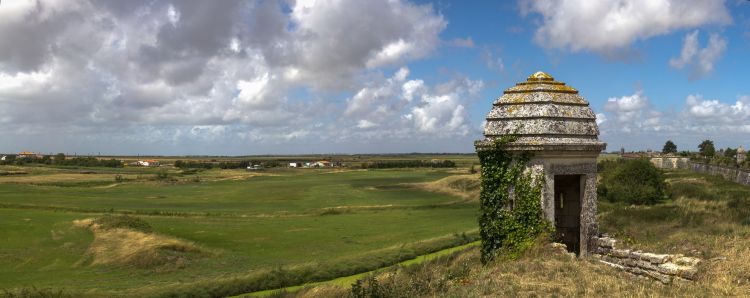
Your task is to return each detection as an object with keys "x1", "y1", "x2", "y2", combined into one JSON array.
[{"x1": 0, "y1": 161, "x2": 479, "y2": 296}]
